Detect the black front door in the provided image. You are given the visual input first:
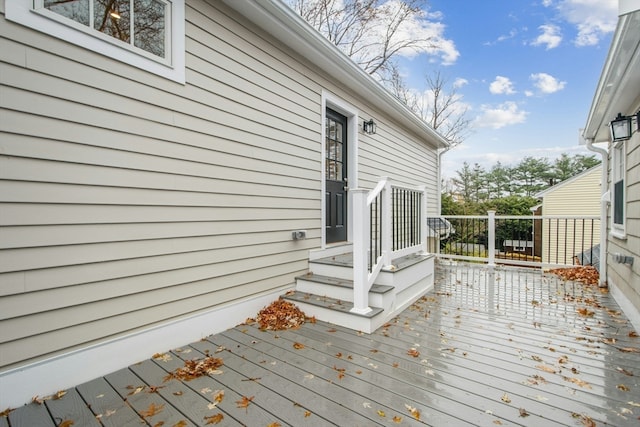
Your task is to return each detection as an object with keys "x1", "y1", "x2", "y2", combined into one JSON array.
[{"x1": 325, "y1": 108, "x2": 348, "y2": 243}]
